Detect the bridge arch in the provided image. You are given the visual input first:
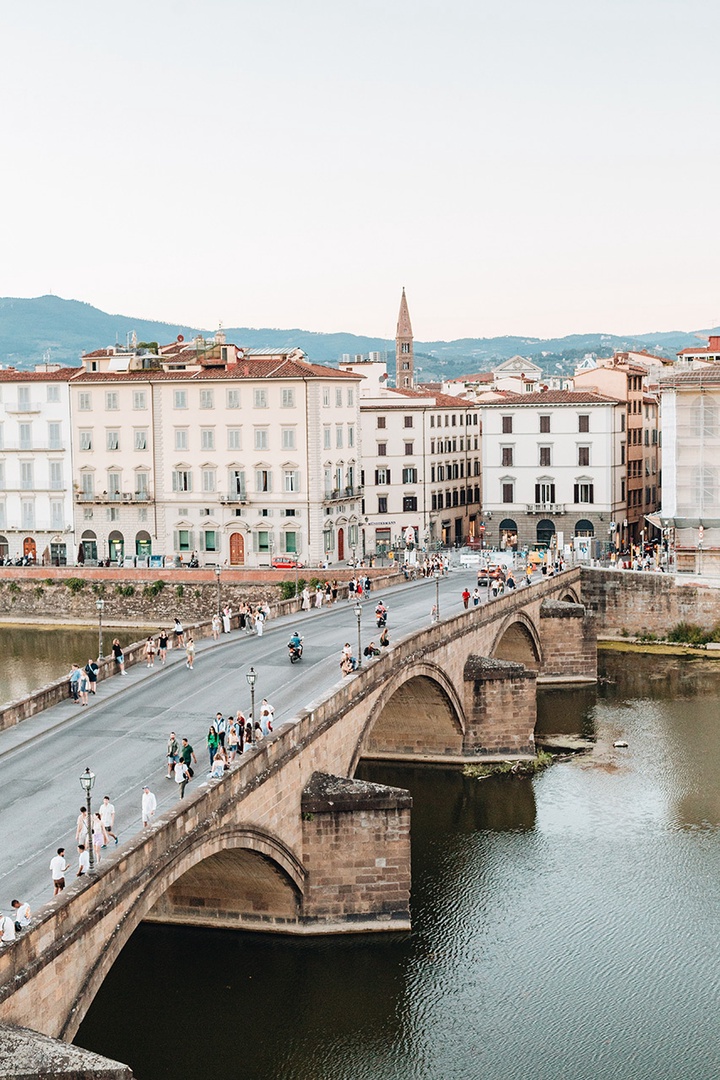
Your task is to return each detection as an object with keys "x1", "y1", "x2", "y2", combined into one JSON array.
[
  {"x1": 350, "y1": 661, "x2": 466, "y2": 772},
  {"x1": 63, "y1": 825, "x2": 305, "y2": 1039},
  {"x1": 490, "y1": 612, "x2": 542, "y2": 670},
  {"x1": 559, "y1": 586, "x2": 580, "y2": 604}
]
